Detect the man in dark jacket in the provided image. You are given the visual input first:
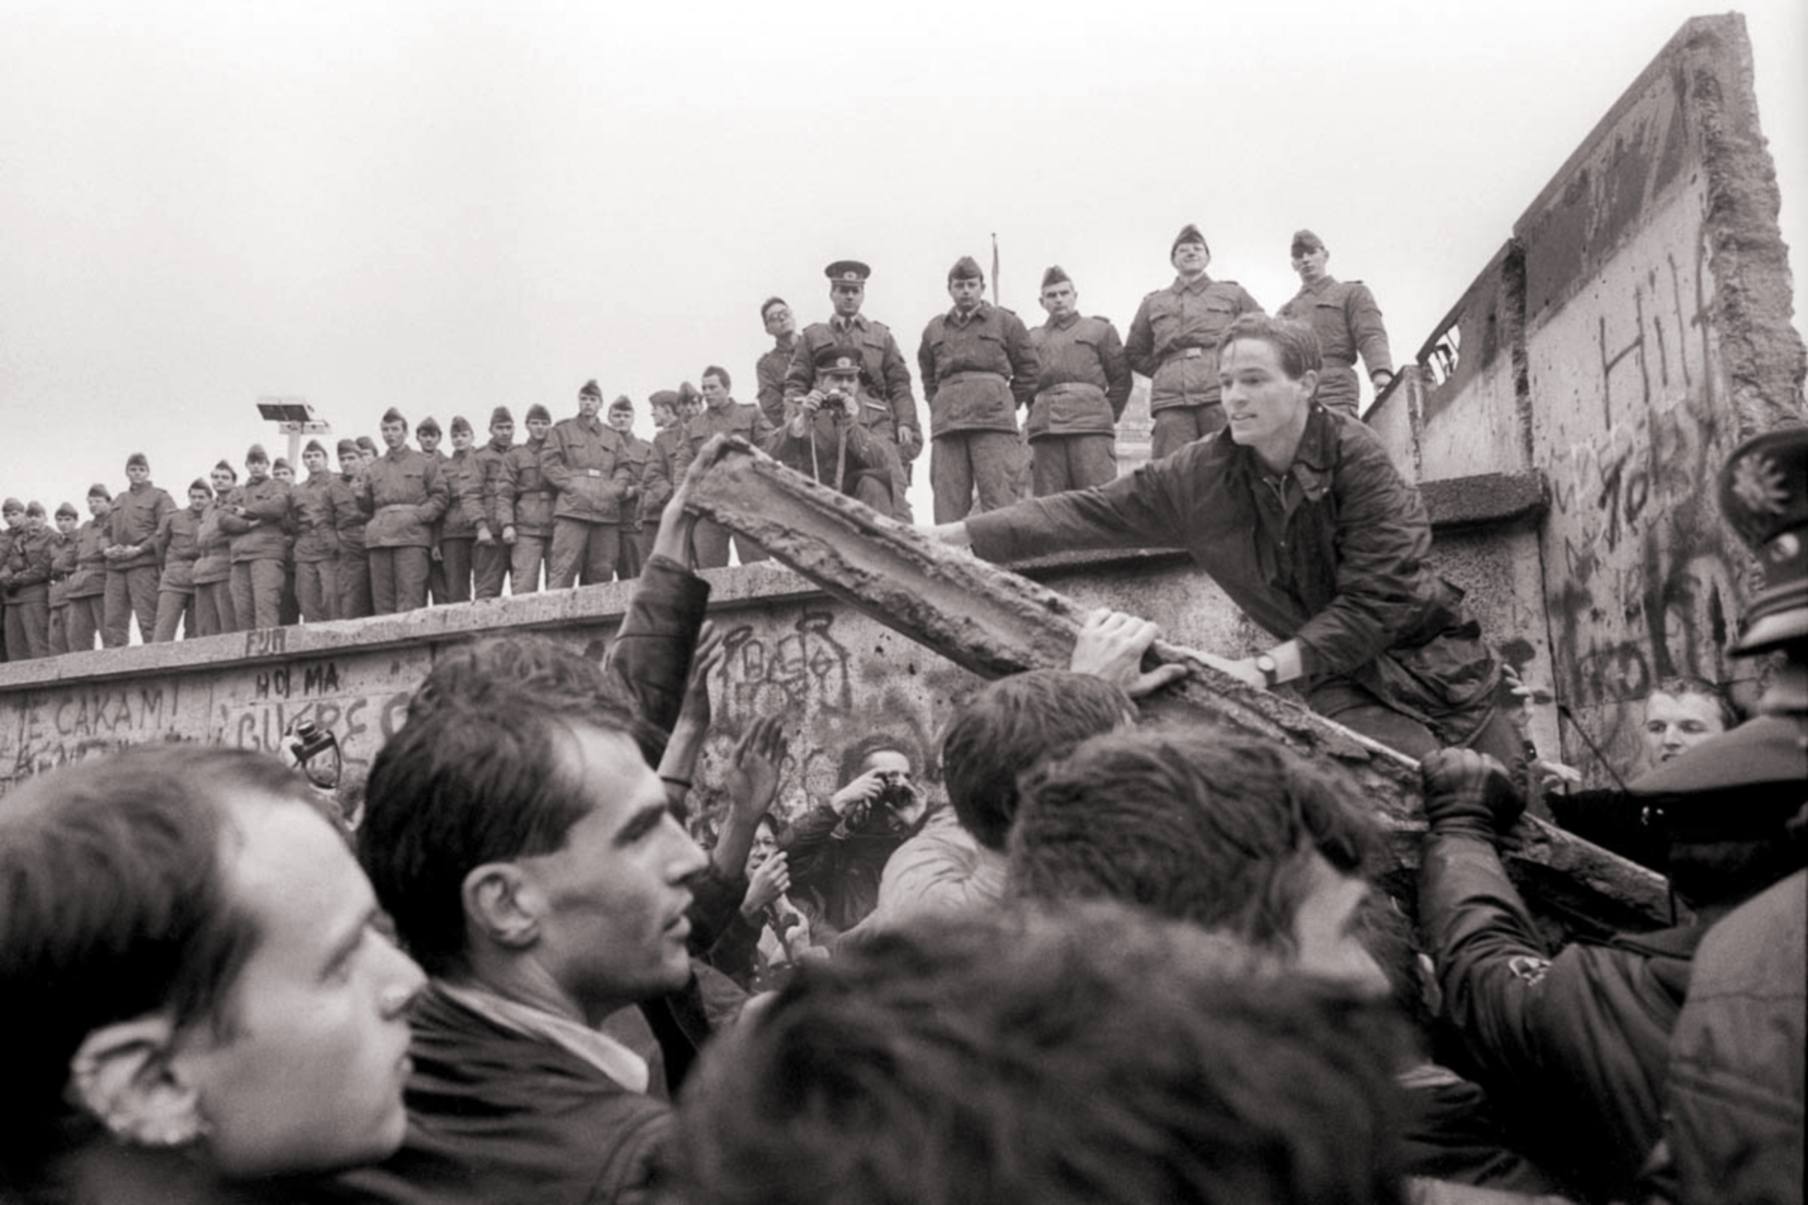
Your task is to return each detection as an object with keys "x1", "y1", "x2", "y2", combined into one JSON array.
[
  {"x1": 502, "y1": 403, "x2": 557, "y2": 593},
  {"x1": 1125, "y1": 224, "x2": 1264, "y2": 459},
  {"x1": 218, "y1": 444, "x2": 293, "y2": 630},
  {"x1": 358, "y1": 409, "x2": 450, "y2": 615},
  {"x1": 1027, "y1": 265, "x2": 1131, "y2": 496},
  {"x1": 919, "y1": 255, "x2": 1038, "y2": 522},
  {"x1": 544, "y1": 380, "x2": 636, "y2": 588},
  {"x1": 102, "y1": 451, "x2": 175, "y2": 645},
  {"x1": 939, "y1": 313, "x2": 1517, "y2": 766}
]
